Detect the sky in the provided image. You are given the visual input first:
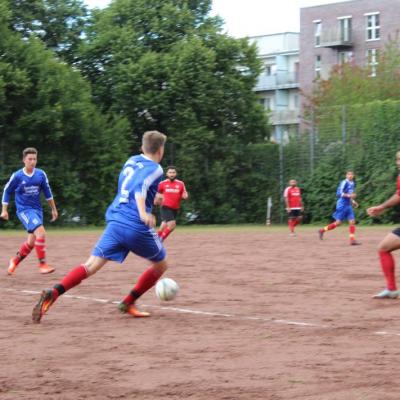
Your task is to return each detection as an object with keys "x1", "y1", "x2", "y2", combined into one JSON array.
[{"x1": 83, "y1": 0, "x2": 351, "y2": 37}]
